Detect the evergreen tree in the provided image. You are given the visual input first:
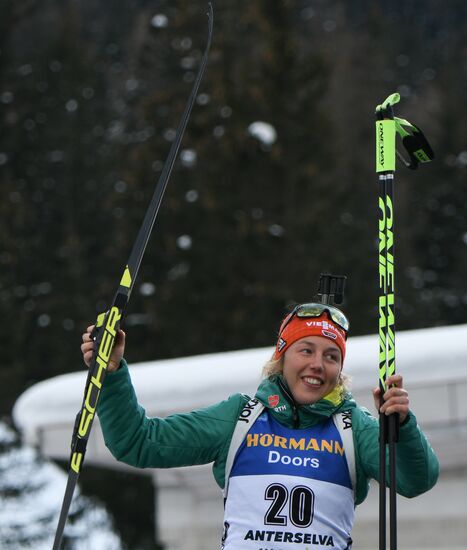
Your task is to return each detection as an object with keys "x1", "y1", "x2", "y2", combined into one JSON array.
[{"x1": 0, "y1": 421, "x2": 122, "y2": 549}]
